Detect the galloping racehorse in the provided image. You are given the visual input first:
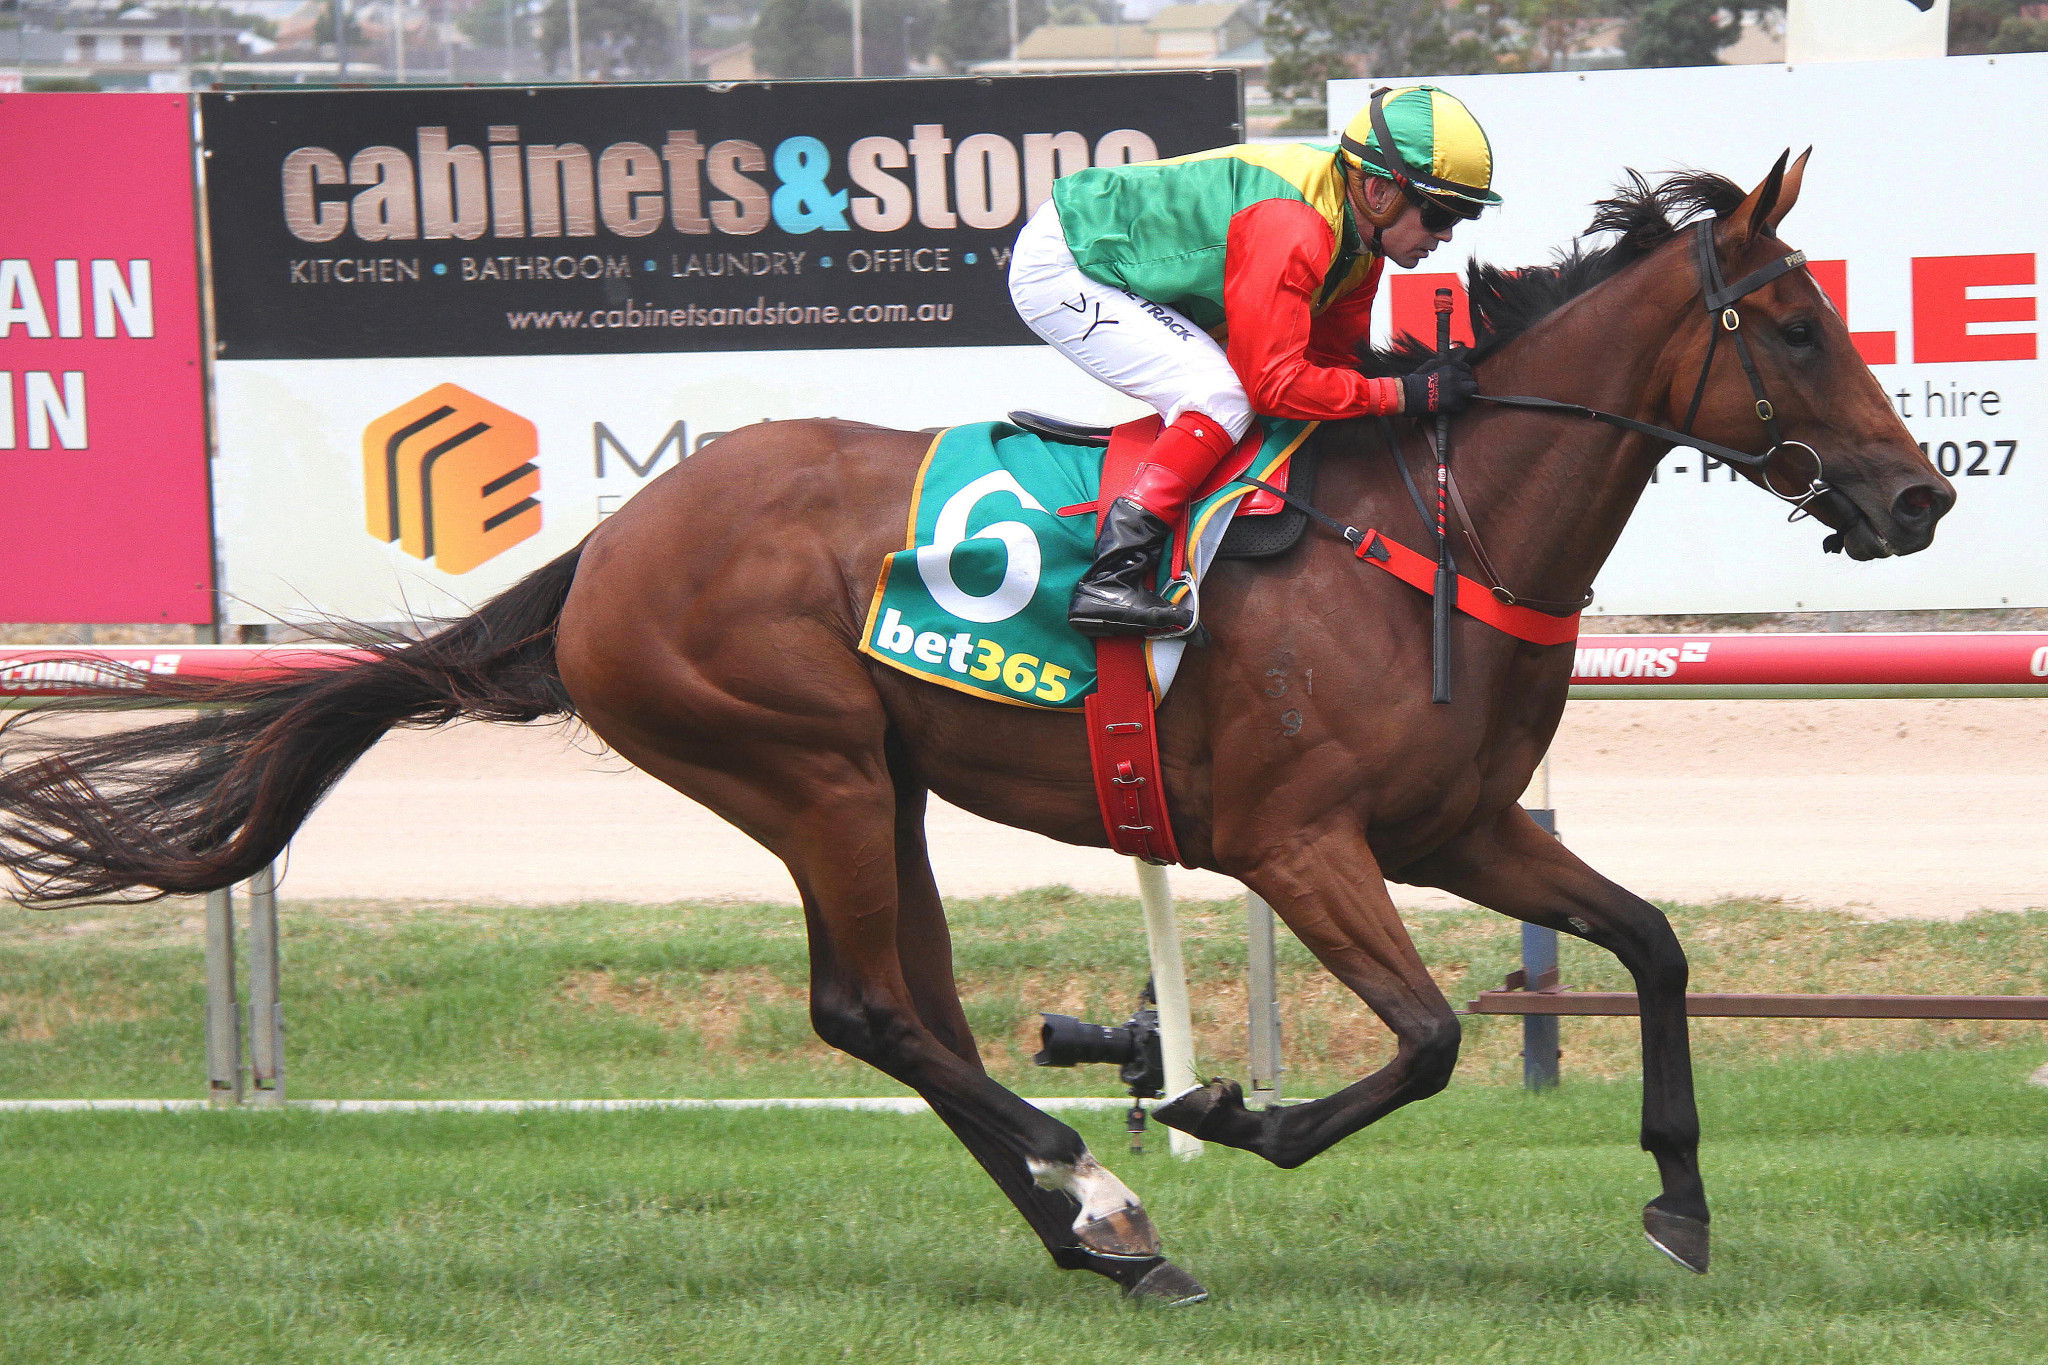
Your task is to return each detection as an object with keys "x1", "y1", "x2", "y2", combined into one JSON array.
[{"x1": 0, "y1": 156, "x2": 1952, "y2": 1303}]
